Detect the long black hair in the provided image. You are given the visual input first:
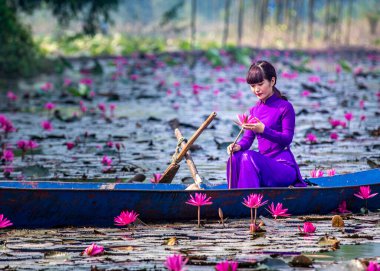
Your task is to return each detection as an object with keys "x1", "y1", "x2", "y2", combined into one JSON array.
[{"x1": 246, "y1": 60, "x2": 287, "y2": 100}]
